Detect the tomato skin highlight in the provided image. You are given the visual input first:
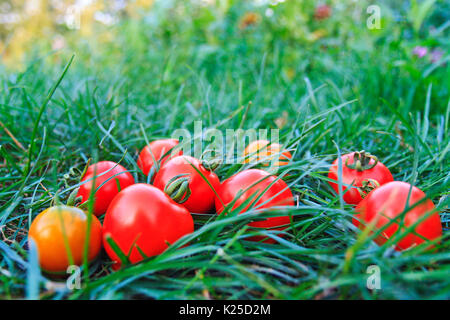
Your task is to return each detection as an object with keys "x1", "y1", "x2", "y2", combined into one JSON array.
[
  {"x1": 137, "y1": 139, "x2": 182, "y2": 176},
  {"x1": 215, "y1": 169, "x2": 294, "y2": 243},
  {"x1": 28, "y1": 206, "x2": 102, "y2": 273},
  {"x1": 244, "y1": 139, "x2": 292, "y2": 167},
  {"x1": 328, "y1": 152, "x2": 393, "y2": 205},
  {"x1": 353, "y1": 181, "x2": 442, "y2": 251},
  {"x1": 102, "y1": 183, "x2": 194, "y2": 269},
  {"x1": 77, "y1": 161, "x2": 135, "y2": 216},
  {"x1": 153, "y1": 155, "x2": 220, "y2": 214}
]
